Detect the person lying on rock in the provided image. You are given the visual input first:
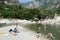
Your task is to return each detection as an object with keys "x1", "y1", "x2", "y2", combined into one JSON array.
[
  {"x1": 9, "y1": 29, "x2": 13, "y2": 33},
  {"x1": 45, "y1": 32, "x2": 55, "y2": 39},
  {"x1": 9, "y1": 29, "x2": 17, "y2": 36}
]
